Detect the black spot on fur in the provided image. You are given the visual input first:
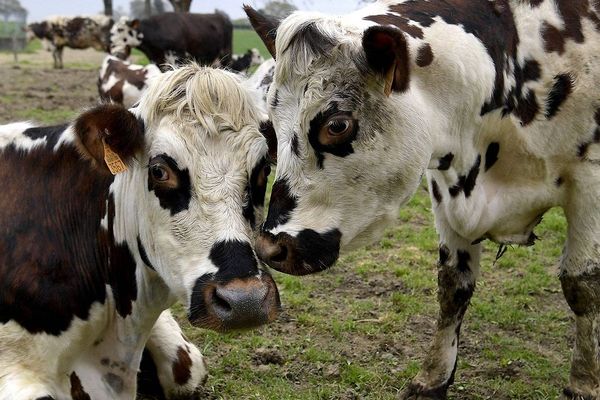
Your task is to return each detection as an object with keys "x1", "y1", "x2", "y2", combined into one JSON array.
[
  {"x1": 484, "y1": 142, "x2": 500, "y2": 171},
  {"x1": 137, "y1": 236, "x2": 154, "y2": 270},
  {"x1": 431, "y1": 179, "x2": 442, "y2": 204},
  {"x1": 291, "y1": 134, "x2": 300, "y2": 157},
  {"x1": 463, "y1": 155, "x2": 481, "y2": 197},
  {"x1": 555, "y1": 176, "x2": 564, "y2": 186},
  {"x1": 449, "y1": 156, "x2": 481, "y2": 197},
  {"x1": 454, "y1": 285, "x2": 475, "y2": 307},
  {"x1": 271, "y1": 89, "x2": 279, "y2": 108},
  {"x1": 545, "y1": 73, "x2": 573, "y2": 119},
  {"x1": 438, "y1": 153, "x2": 454, "y2": 170},
  {"x1": 439, "y1": 244, "x2": 450, "y2": 266},
  {"x1": 35, "y1": 397, "x2": 56, "y2": 400},
  {"x1": 522, "y1": 59, "x2": 541, "y2": 81},
  {"x1": 147, "y1": 154, "x2": 191, "y2": 216},
  {"x1": 210, "y1": 240, "x2": 258, "y2": 281},
  {"x1": 22, "y1": 124, "x2": 68, "y2": 149},
  {"x1": 263, "y1": 179, "x2": 297, "y2": 231},
  {"x1": 456, "y1": 250, "x2": 471, "y2": 272},
  {"x1": 577, "y1": 142, "x2": 589, "y2": 158}
]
